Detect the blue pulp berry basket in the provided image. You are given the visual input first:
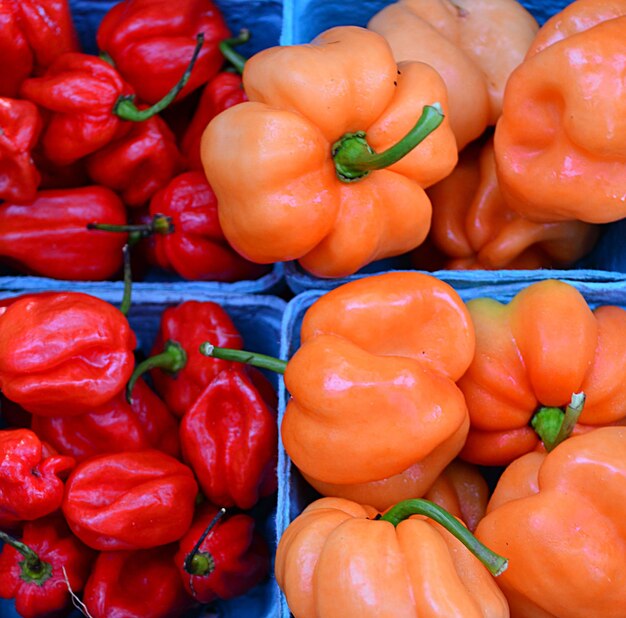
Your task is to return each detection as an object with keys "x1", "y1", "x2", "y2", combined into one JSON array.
[
  {"x1": 276, "y1": 272, "x2": 626, "y2": 617},
  {"x1": 0, "y1": 284, "x2": 286, "y2": 618}
]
